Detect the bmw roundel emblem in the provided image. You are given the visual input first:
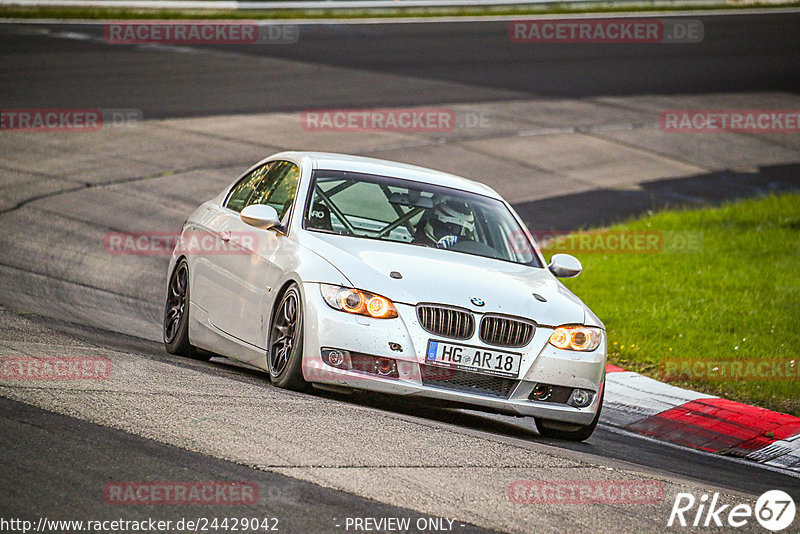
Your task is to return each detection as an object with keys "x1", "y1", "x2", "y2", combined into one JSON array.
[{"x1": 470, "y1": 297, "x2": 485, "y2": 307}]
